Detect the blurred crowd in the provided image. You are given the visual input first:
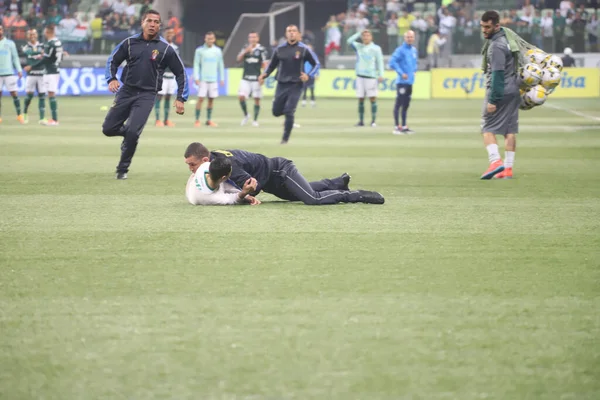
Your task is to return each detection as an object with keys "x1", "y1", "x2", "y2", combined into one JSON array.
[
  {"x1": 0, "y1": 0, "x2": 184, "y2": 55},
  {"x1": 323, "y1": 0, "x2": 600, "y2": 65}
]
